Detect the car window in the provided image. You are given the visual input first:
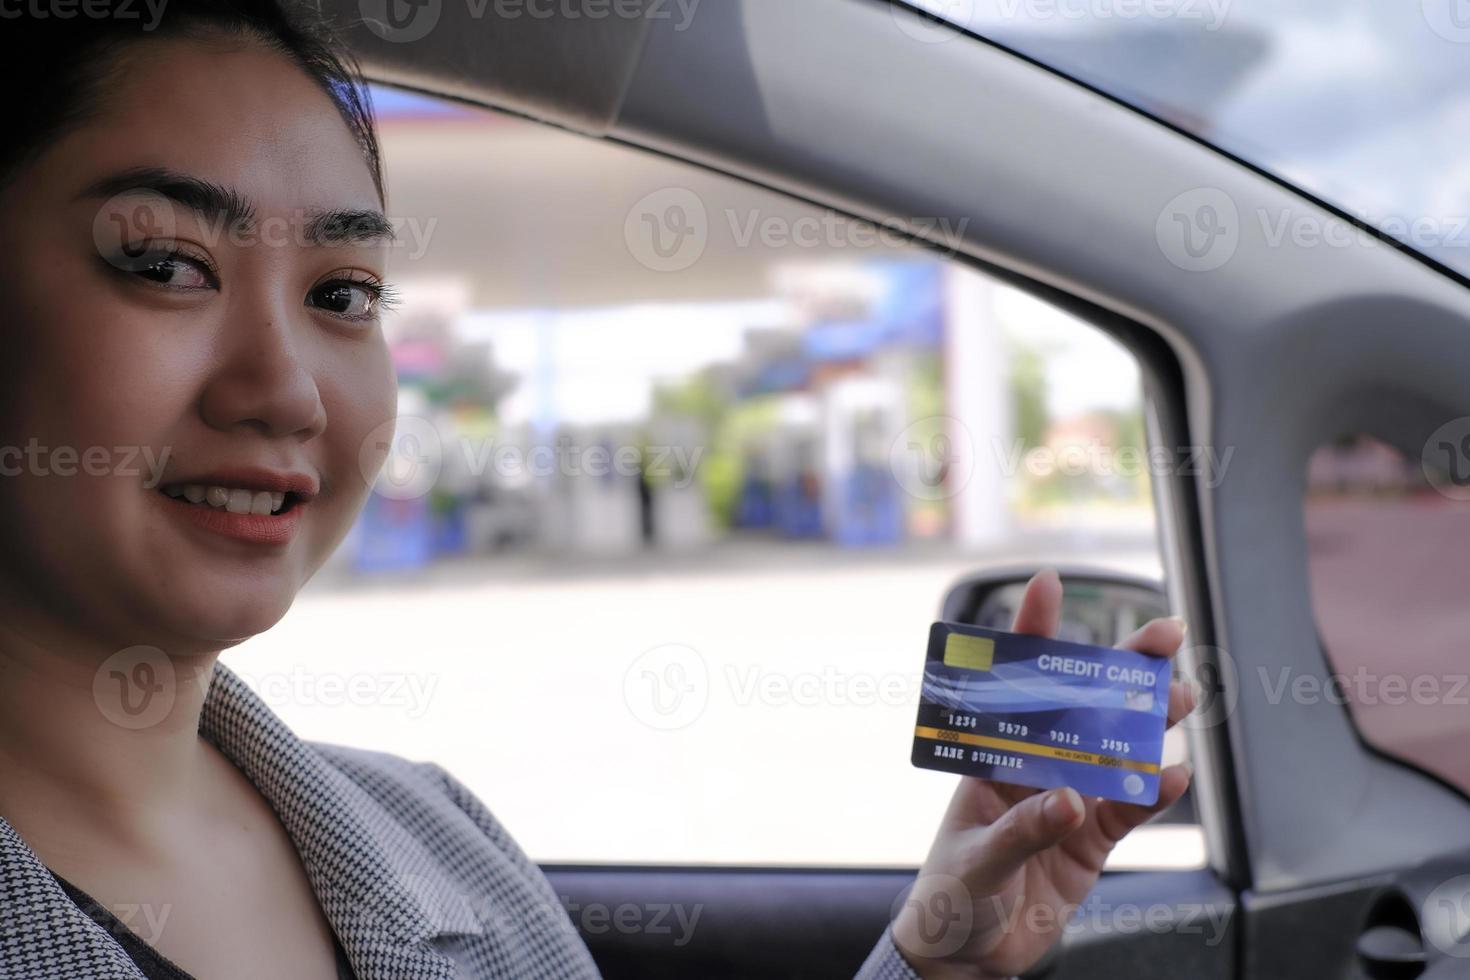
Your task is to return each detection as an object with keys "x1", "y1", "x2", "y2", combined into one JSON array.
[
  {"x1": 1304, "y1": 432, "x2": 1470, "y2": 795},
  {"x1": 898, "y1": 0, "x2": 1470, "y2": 282},
  {"x1": 232, "y1": 87, "x2": 1202, "y2": 869}
]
